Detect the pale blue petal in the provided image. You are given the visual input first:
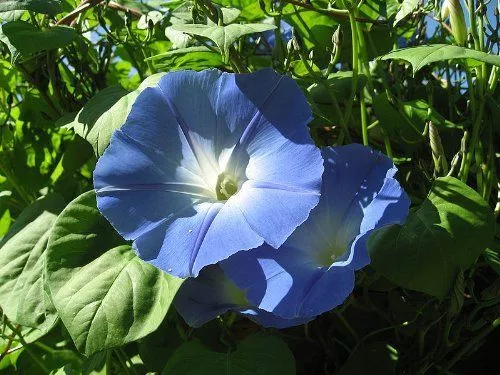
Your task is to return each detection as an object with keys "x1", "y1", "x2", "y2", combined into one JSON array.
[
  {"x1": 349, "y1": 177, "x2": 411, "y2": 269},
  {"x1": 222, "y1": 144, "x2": 409, "y2": 319},
  {"x1": 95, "y1": 69, "x2": 323, "y2": 278}
]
